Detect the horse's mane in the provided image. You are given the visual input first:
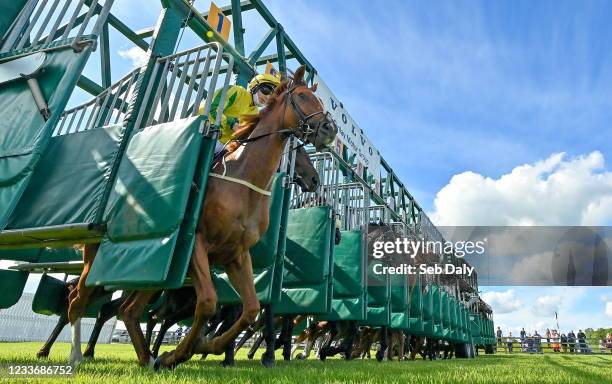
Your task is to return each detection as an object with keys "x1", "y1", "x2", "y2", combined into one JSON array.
[{"x1": 225, "y1": 79, "x2": 291, "y2": 153}]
